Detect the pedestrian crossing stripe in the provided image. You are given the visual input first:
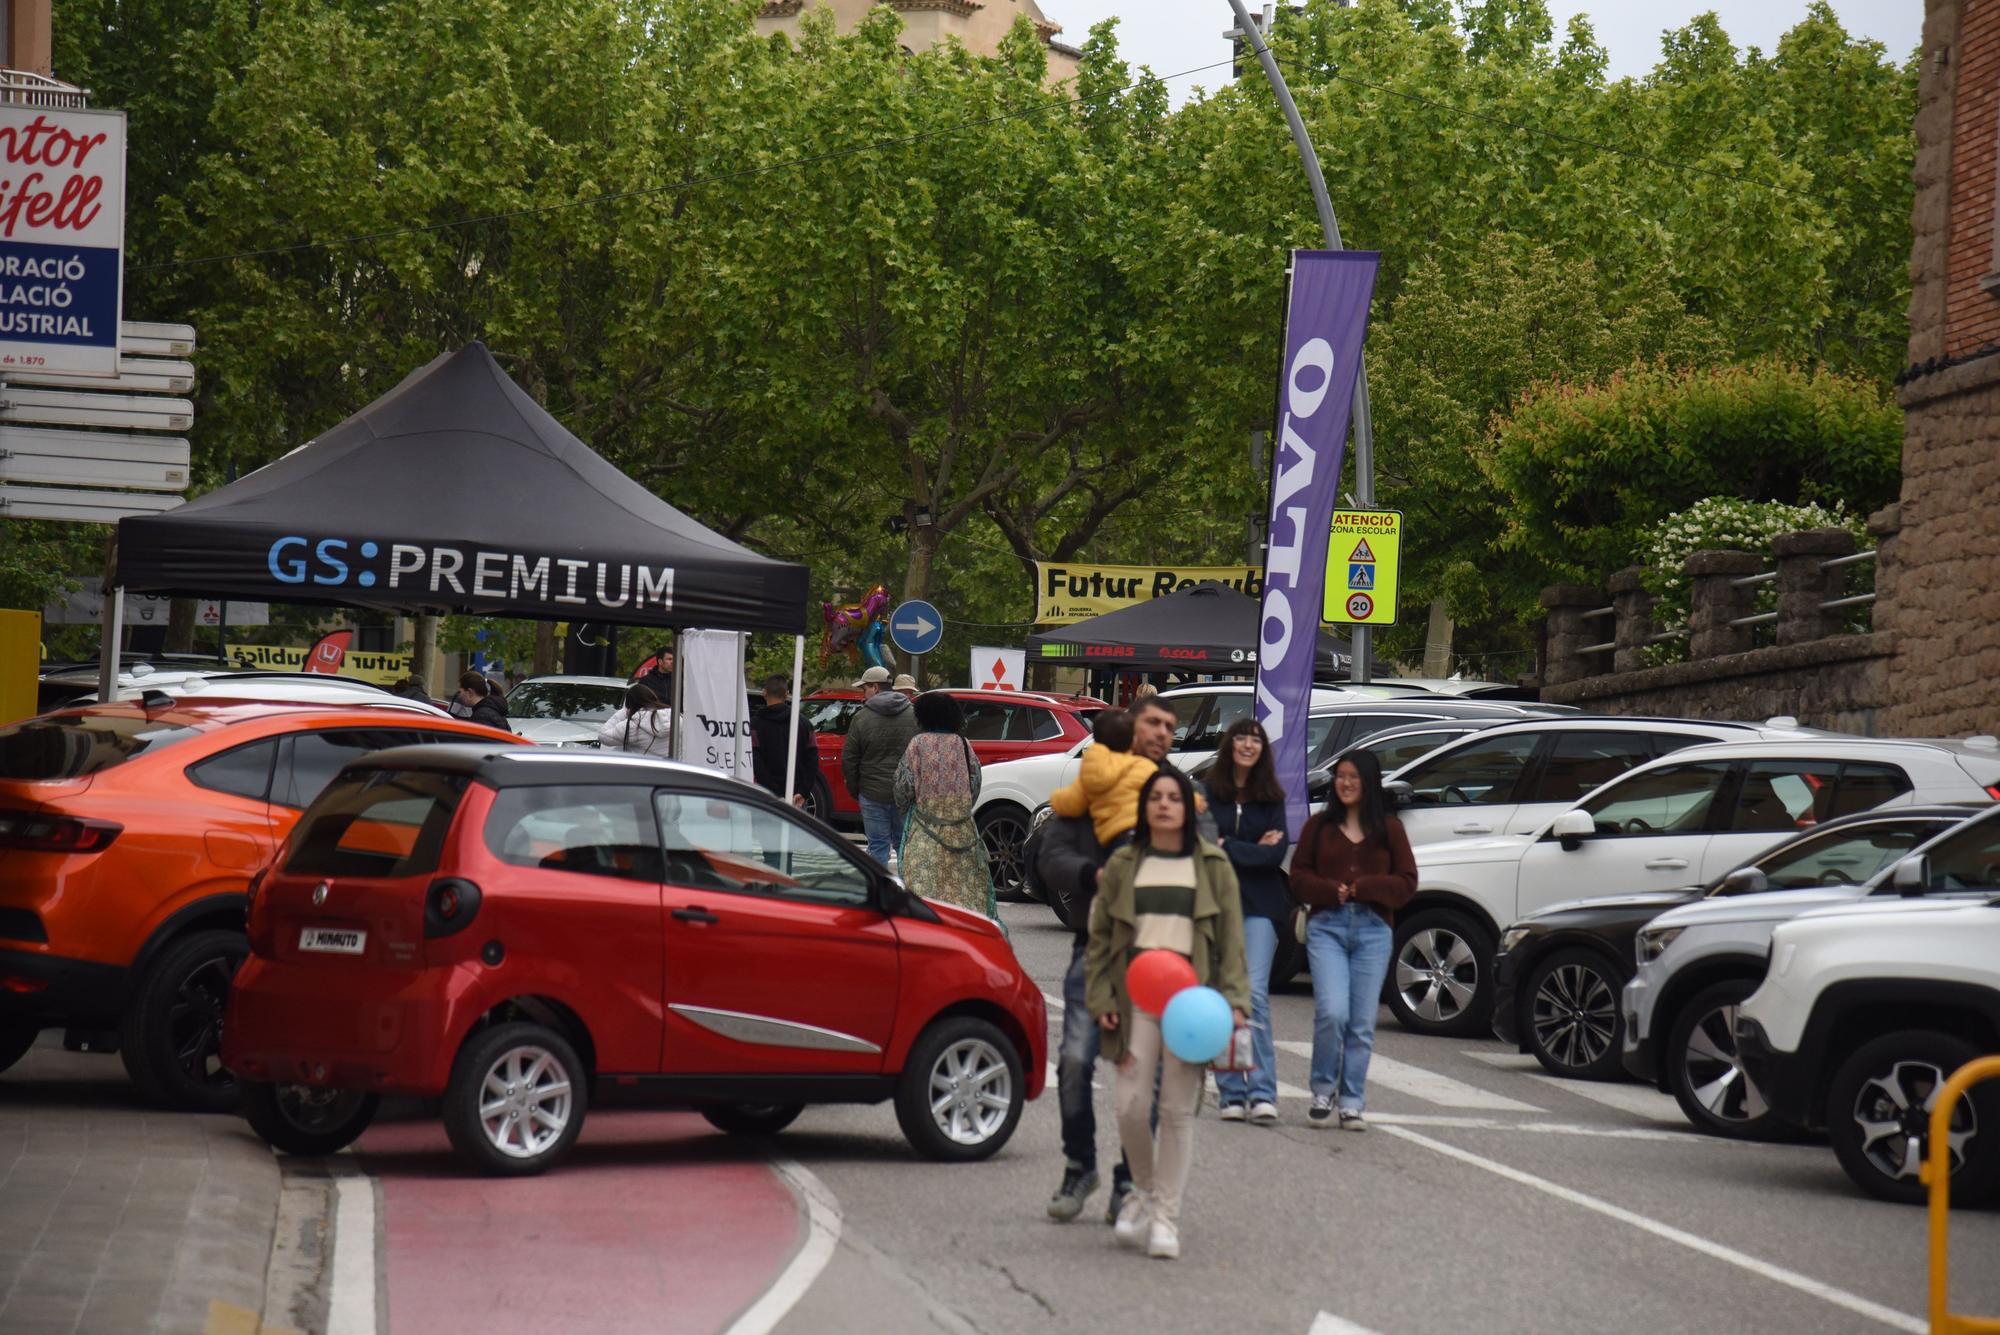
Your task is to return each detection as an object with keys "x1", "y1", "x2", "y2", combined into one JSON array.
[
  {"x1": 1349, "y1": 563, "x2": 1375, "y2": 589},
  {"x1": 1349, "y1": 538, "x2": 1376, "y2": 562}
]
